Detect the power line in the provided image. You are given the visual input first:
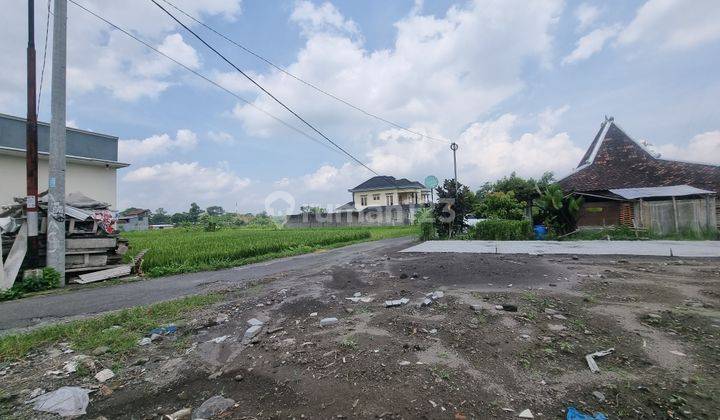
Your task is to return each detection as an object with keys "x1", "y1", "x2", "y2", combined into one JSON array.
[
  {"x1": 151, "y1": 0, "x2": 378, "y2": 175},
  {"x1": 158, "y1": 0, "x2": 450, "y2": 145},
  {"x1": 66, "y1": 0, "x2": 343, "y2": 157},
  {"x1": 37, "y1": 0, "x2": 52, "y2": 112}
]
